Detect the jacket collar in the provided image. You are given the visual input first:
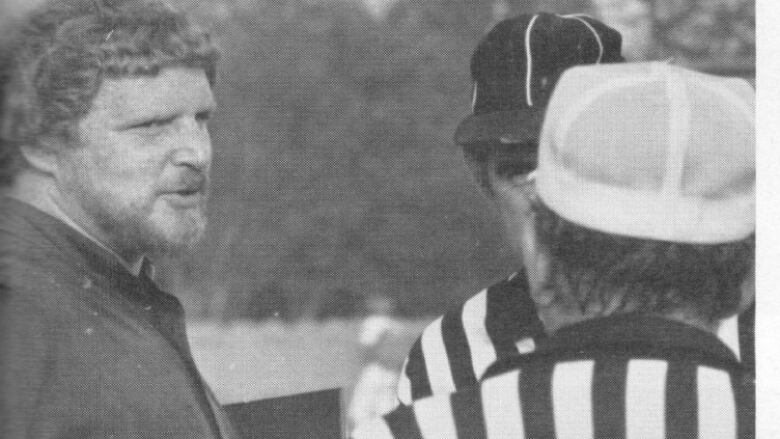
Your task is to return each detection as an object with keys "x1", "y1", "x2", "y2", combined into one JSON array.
[
  {"x1": 483, "y1": 313, "x2": 741, "y2": 380},
  {"x1": 1, "y1": 197, "x2": 153, "y2": 285},
  {"x1": 541, "y1": 314, "x2": 739, "y2": 366}
]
